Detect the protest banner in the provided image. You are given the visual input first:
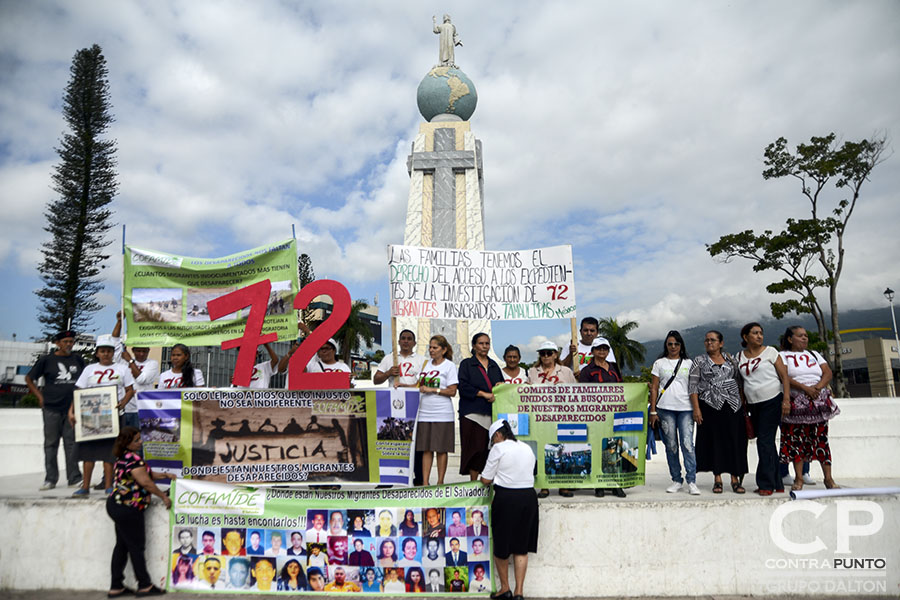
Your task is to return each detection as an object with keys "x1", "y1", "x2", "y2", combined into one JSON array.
[
  {"x1": 167, "y1": 479, "x2": 494, "y2": 594},
  {"x1": 123, "y1": 240, "x2": 299, "y2": 346},
  {"x1": 137, "y1": 388, "x2": 419, "y2": 487},
  {"x1": 388, "y1": 244, "x2": 575, "y2": 321},
  {"x1": 493, "y1": 383, "x2": 649, "y2": 489}
]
